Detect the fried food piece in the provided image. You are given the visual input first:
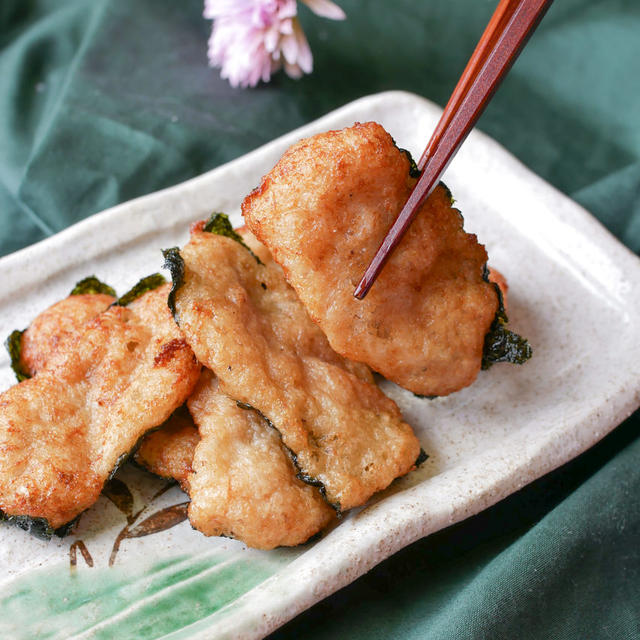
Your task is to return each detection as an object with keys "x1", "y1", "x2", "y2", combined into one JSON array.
[
  {"x1": 12, "y1": 286, "x2": 198, "y2": 491},
  {"x1": 171, "y1": 223, "x2": 420, "y2": 512},
  {"x1": 0, "y1": 284, "x2": 200, "y2": 532},
  {"x1": 134, "y1": 406, "x2": 199, "y2": 492},
  {"x1": 186, "y1": 370, "x2": 334, "y2": 549},
  {"x1": 242, "y1": 122, "x2": 500, "y2": 397},
  {"x1": 20, "y1": 293, "x2": 115, "y2": 376}
]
